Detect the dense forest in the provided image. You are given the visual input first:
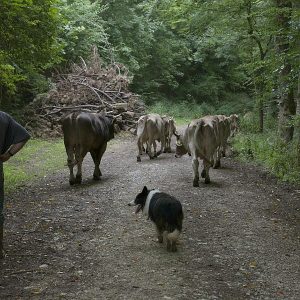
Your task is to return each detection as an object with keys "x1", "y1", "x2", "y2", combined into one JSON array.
[{"x1": 0, "y1": 0, "x2": 299, "y2": 182}]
